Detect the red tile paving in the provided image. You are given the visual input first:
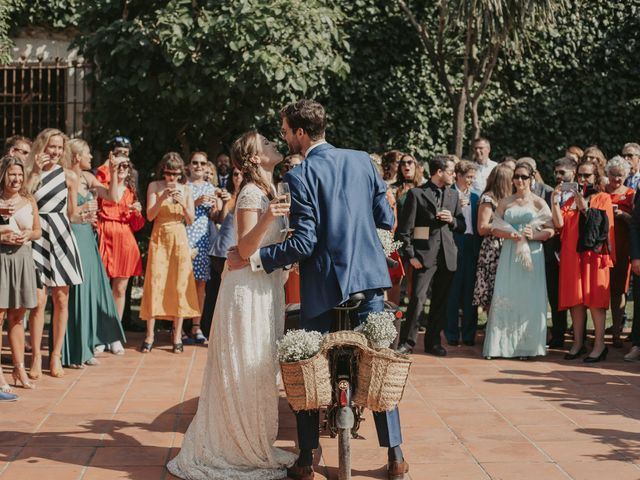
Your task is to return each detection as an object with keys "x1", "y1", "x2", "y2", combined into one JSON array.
[{"x1": 2, "y1": 331, "x2": 640, "y2": 479}]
